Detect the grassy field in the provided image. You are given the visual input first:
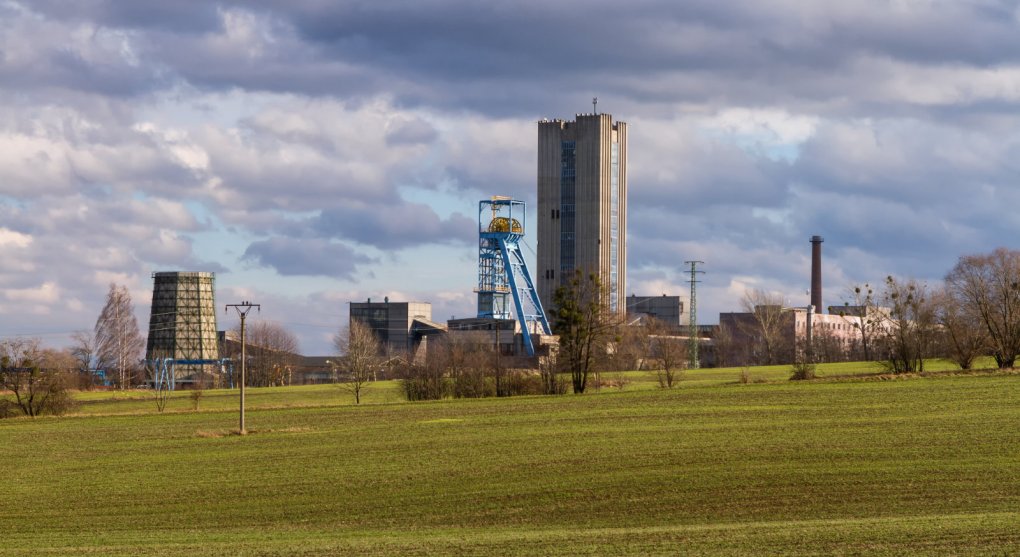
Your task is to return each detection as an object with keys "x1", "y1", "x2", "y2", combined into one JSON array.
[
  {"x1": 69, "y1": 358, "x2": 988, "y2": 416},
  {"x1": 1, "y1": 363, "x2": 1018, "y2": 555}
]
